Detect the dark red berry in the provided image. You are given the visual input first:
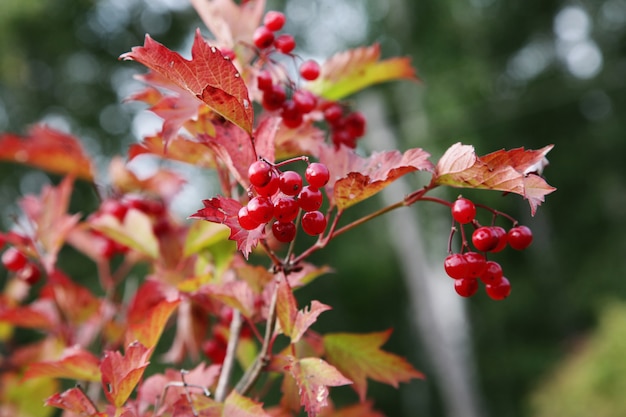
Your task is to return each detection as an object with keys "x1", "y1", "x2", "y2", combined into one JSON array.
[
  {"x1": 305, "y1": 162, "x2": 330, "y2": 188},
  {"x1": 202, "y1": 338, "x2": 227, "y2": 364},
  {"x1": 507, "y1": 225, "x2": 533, "y2": 250},
  {"x1": 472, "y1": 226, "x2": 499, "y2": 252},
  {"x1": 279, "y1": 171, "x2": 303, "y2": 196},
  {"x1": 238, "y1": 206, "x2": 262, "y2": 230},
  {"x1": 479, "y1": 260, "x2": 503, "y2": 285},
  {"x1": 299, "y1": 60, "x2": 320, "y2": 81},
  {"x1": 253, "y1": 26, "x2": 275, "y2": 49},
  {"x1": 262, "y1": 84, "x2": 287, "y2": 111},
  {"x1": 273, "y1": 197, "x2": 299, "y2": 222},
  {"x1": 451, "y1": 197, "x2": 476, "y2": 224},
  {"x1": 292, "y1": 90, "x2": 317, "y2": 114},
  {"x1": 454, "y1": 278, "x2": 479, "y2": 298},
  {"x1": 323, "y1": 103, "x2": 343, "y2": 125},
  {"x1": 254, "y1": 173, "x2": 280, "y2": 197},
  {"x1": 247, "y1": 196, "x2": 274, "y2": 224},
  {"x1": 18, "y1": 263, "x2": 41, "y2": 285},
  {"x1": 257, "y1": 70, "x2": 273, "y2": 91},
  {"x1": 463, "y1": 251, "x2": 487, "y2": 278},
  {"x1": 490, "y1": 226, "x2": 508, "y2": 253},
  {"x1": 271, "y1": 221, "x2": 296, "y2": 243},
  {"x1": 344, "y1": 111, "x2": 366, "y2": 138},
  {"x1": 301, "y1": 211, "x2": 327, "y2": 235},
  {"x1": 444, "y1": 253, "x2": 469, "y2": 279},
  {"x1": 298, "y1": 185, "x2": 323, "y2": 212},
  {"x1": 263, "y1": 11, "x2": 286, "y2": 31},
  {"x1": 2, "y1": 247, "x2": 28, "y2": 271},
  {"x1": 274, "y1": 33, "x2": 296, "y2": 54},
  {"x1": 100, "y1": 199, "x2": 128, "y2": 221},
  {"x1": 485, "y1": 277, "x2": 511, "y2": 300},
  {"x1": 248, "y1": 160, "x2": 273, "y2": 187},
  {"x1": 281, "y1": 100, "x2": 303, "y2": 129}
]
